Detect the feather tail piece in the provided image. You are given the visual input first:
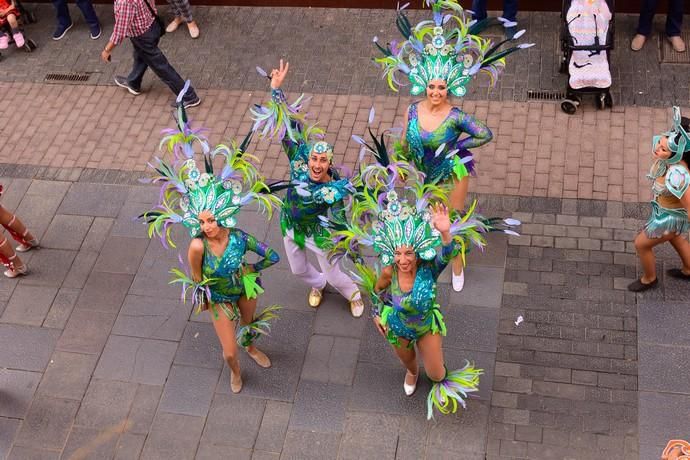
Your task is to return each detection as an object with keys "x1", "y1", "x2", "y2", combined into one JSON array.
[
  {"x1": 235, "y1": 305, "x2": 282, "y2": 347},
  {"x1": 426, "y1": 362, "x2": 483, "y2": 420}
]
